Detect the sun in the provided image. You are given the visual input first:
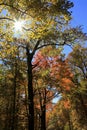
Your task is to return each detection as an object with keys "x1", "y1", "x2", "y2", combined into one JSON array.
[{"x1": 14, "y1": 20, "x2": 24, "y2": 31}]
